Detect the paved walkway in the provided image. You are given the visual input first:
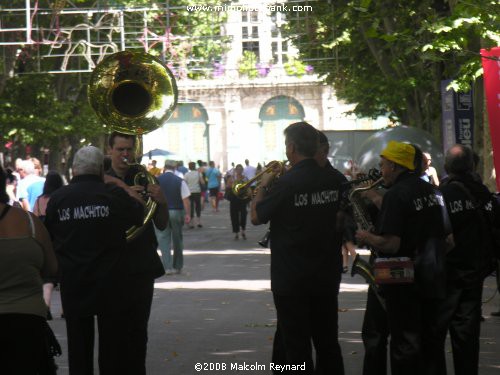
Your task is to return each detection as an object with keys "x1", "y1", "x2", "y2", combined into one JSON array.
[{"x1": 48, "y1": 199, "x2": 500, "y2": 374}]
